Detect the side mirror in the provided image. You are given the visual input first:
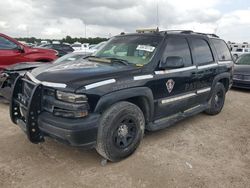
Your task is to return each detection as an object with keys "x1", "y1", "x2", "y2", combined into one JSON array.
[
  {"x1": 16, "y1": 45, "x2": 25, "y2": 53},
  {"x1": 160, "y1": 56, "x2": 184, "y2": 69}
]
